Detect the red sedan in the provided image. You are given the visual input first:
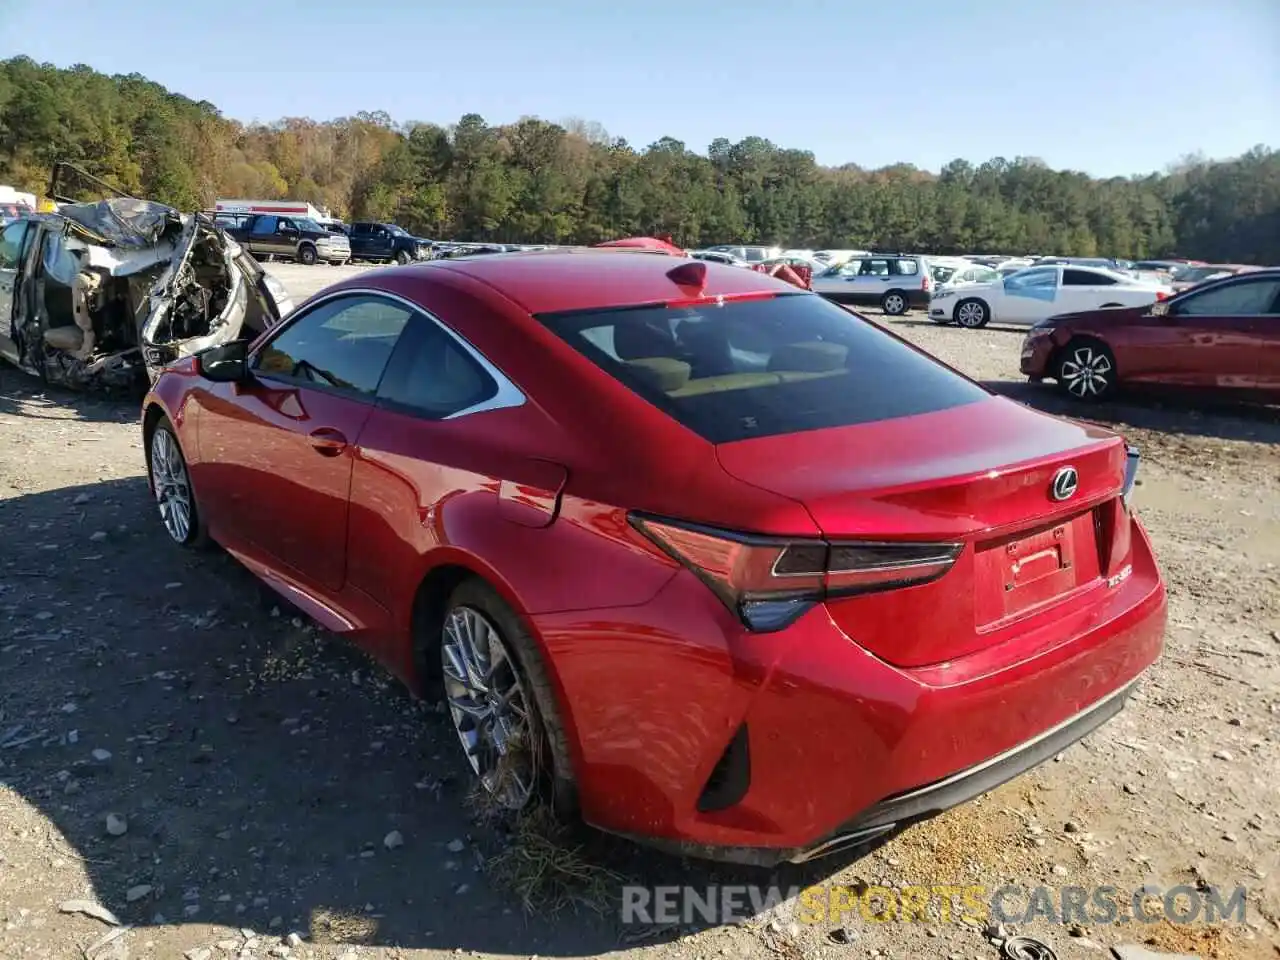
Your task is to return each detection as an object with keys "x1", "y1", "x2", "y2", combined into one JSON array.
[
  {"x1": 142, "y1": 251, "x2": 1166, "y2": 864},
  {"x1": 1021, "y1": 268, "x2": 1280, "y2": 402}
]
